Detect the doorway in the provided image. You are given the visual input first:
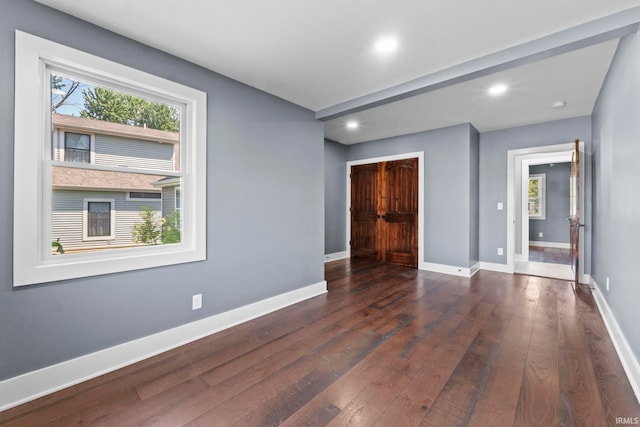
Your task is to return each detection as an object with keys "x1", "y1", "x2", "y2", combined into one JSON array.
[
  {"x1": 507, "y1": 142, "x2": 586, "y2": 283},
  {"x1": 346, "y1": 152, "x2": 424, "y2": 269},
  {"x1": 527, "y1": 162, "x2": 572, "y2": 265}
]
